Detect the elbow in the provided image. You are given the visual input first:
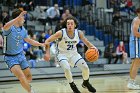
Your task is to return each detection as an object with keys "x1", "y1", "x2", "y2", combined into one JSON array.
[
  {"x1": 134, "y1": 33, "x2": 140, "y2": 37},
  {"x1": 3, "y1": 24, "x2": 9, "y2": 31}
]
